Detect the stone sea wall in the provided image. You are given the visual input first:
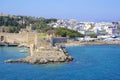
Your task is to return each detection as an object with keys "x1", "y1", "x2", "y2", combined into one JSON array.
[
  {"x1": 65, "y1": 40, "x2": 120, "y2": 46},
  {"x1": 0, "y1": 32, "x2": 36, "y2": 47}
]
